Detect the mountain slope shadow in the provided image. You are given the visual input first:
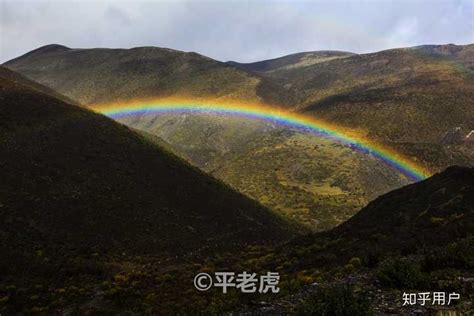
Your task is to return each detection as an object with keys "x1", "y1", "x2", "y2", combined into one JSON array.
[
  {"x1": 0, "y1": 66, "x2": 293, "y2": 283},
  {"x1": 283, "y1": 166, "x2": 474, "y2": 270},
  {"x1": 125, "y1": 166, "x2": 473, "y2": 314}
]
